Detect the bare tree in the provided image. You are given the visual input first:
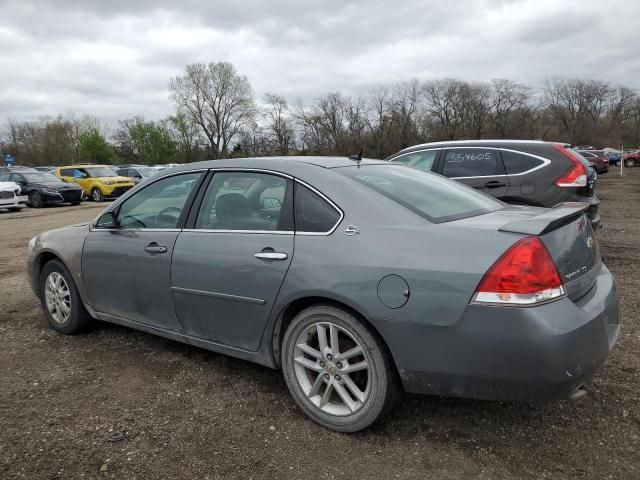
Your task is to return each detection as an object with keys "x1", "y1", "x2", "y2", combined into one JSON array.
[
  {"x1": 169, "y1": 62, "x2": 256, "y2": 159},
  {"x1": 488, "y1": 79, "x2": 531, "y2": 138},
  {"x1": 263, "y1": 93, "x2": 295, "y2": 155}
]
